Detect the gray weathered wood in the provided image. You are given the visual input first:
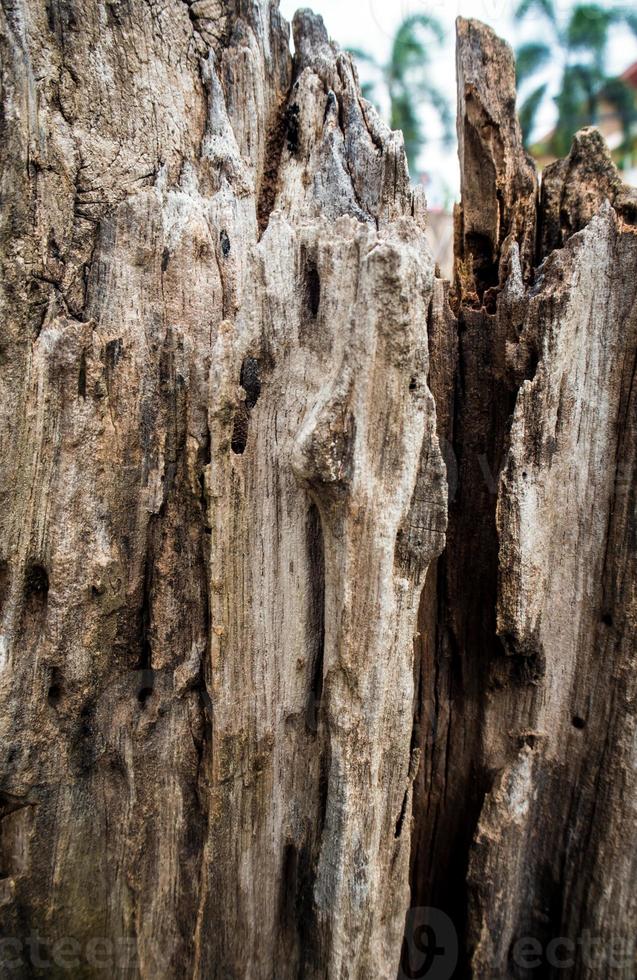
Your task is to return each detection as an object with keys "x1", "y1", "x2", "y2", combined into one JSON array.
[
  {"x1": 0, "y1": 5, "x2": 635, "y2": 979},
  {"x1": 0, "y1": 2, "x2": 445, "y2": 976},
  {"x1": 412, "y1": 19, "x2": 637, "y2": 980}
]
